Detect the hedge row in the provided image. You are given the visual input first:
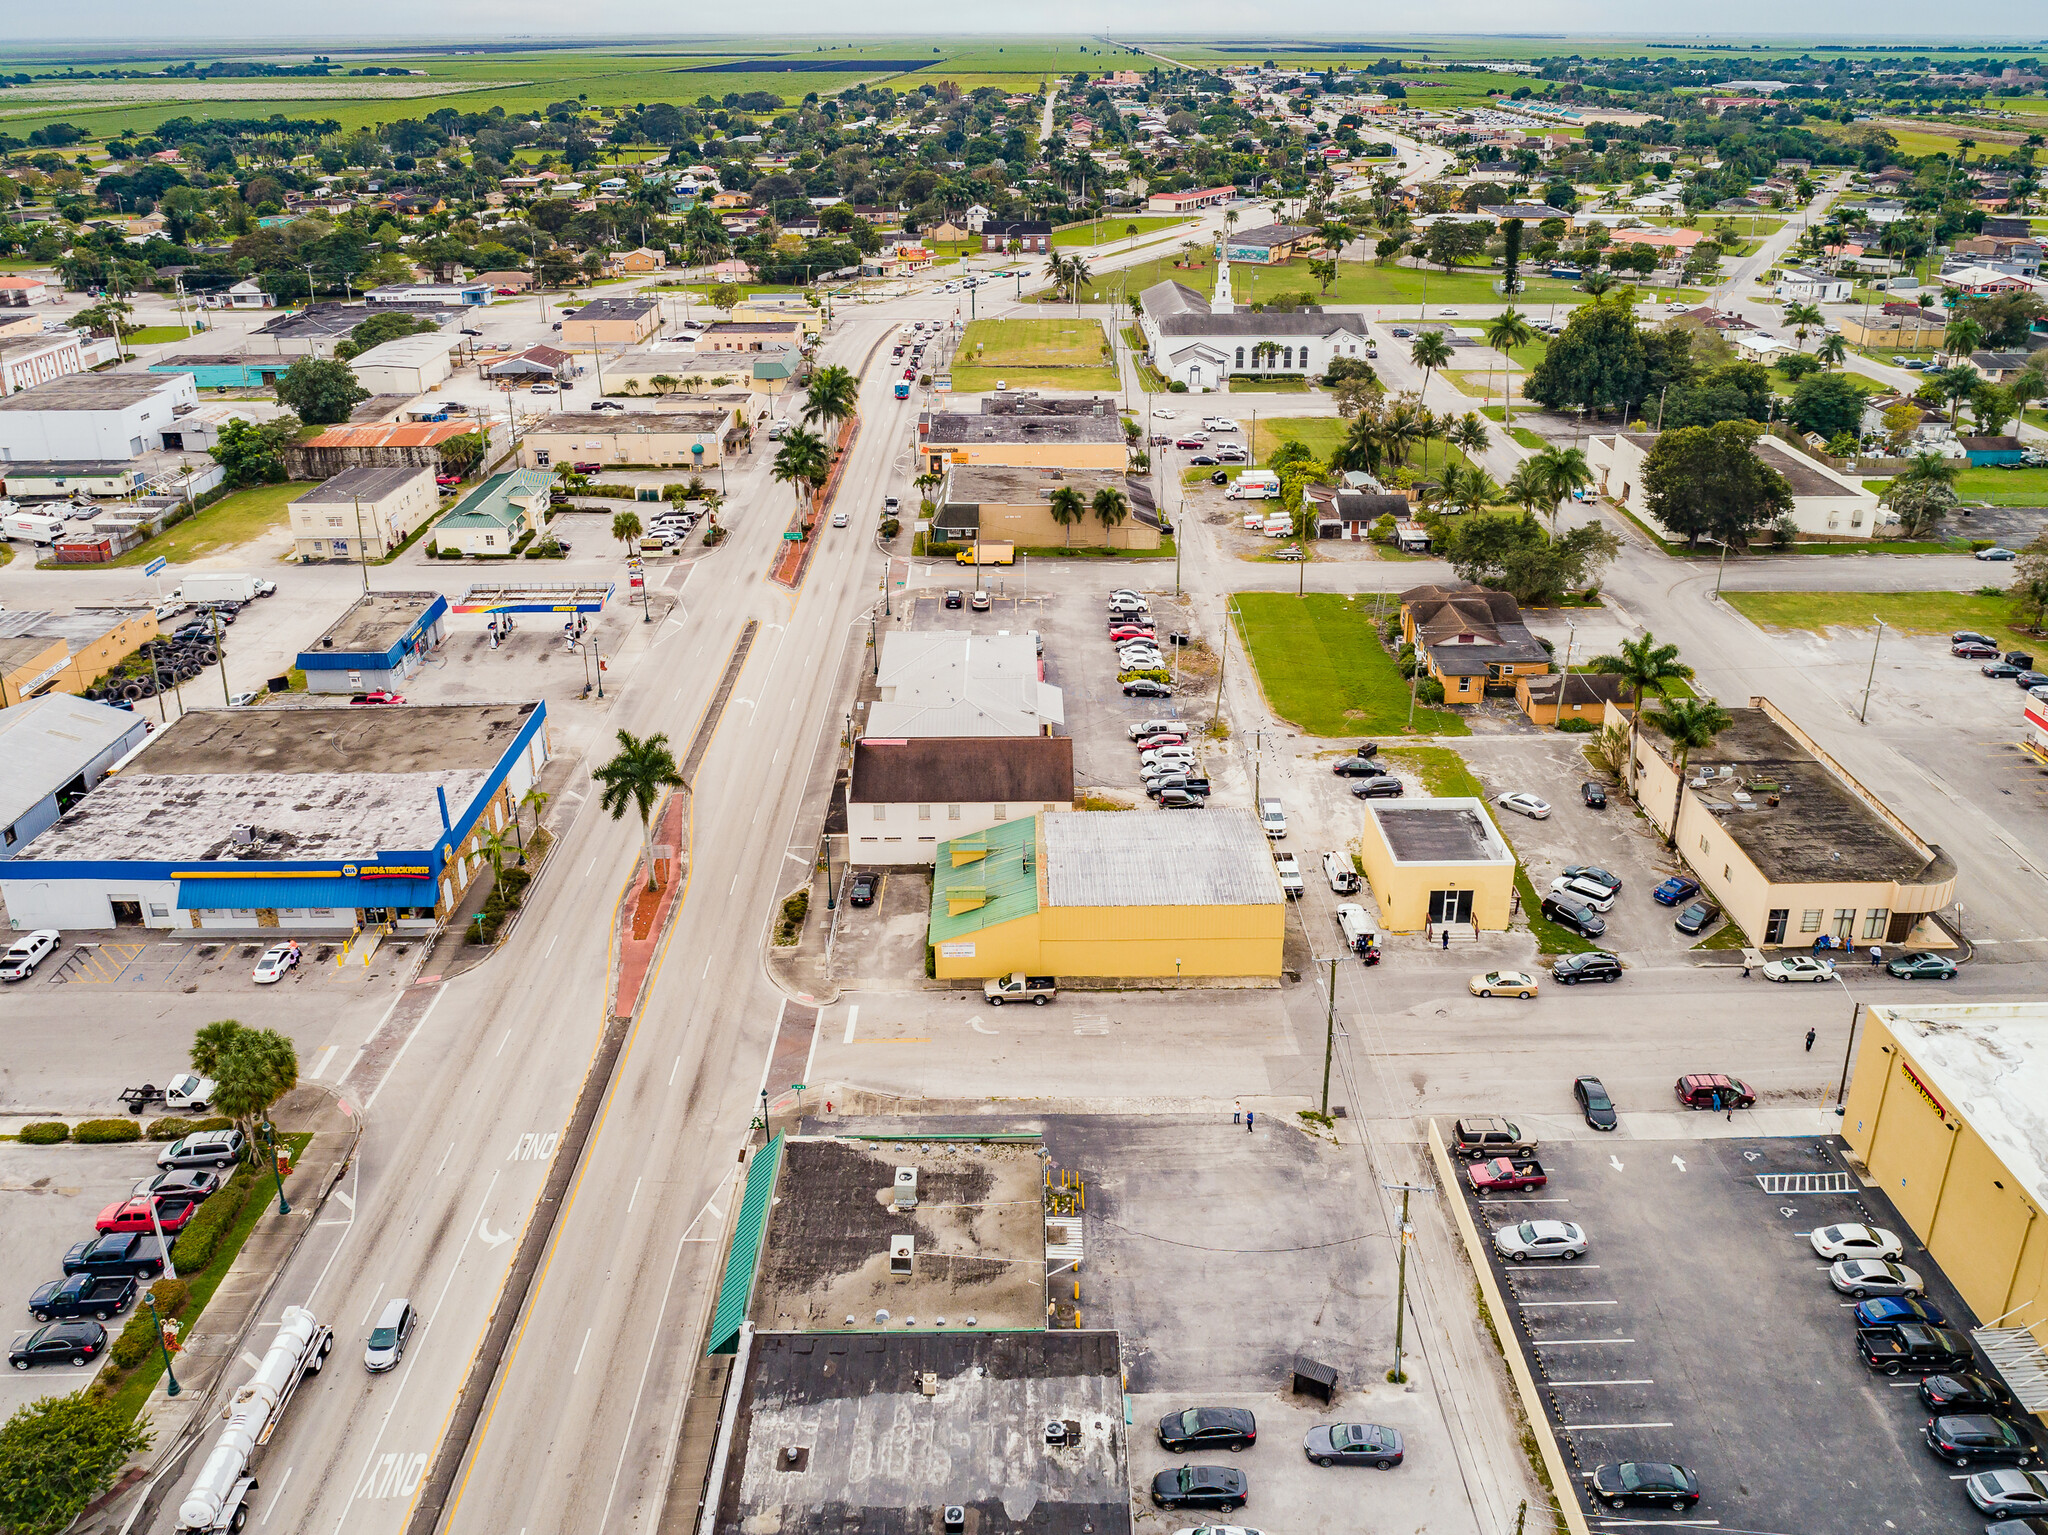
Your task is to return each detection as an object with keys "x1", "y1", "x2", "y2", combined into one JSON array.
[
  {"x1": 108, "y1": 1278, "x2": 190, "y2": 1369},
  {"x1": 145, "y1": 1115, "x2": 233, "y2": 1141},
  {"x1": 20, "y1": 1122, "x2": 69, "y2": 1144},
  {"x1": 170, "y1": 1163, "x2": 259, "y2": 1273},
  {"x1": 74, "y1": 1118, "x2": 142, "y2": 1144}
]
